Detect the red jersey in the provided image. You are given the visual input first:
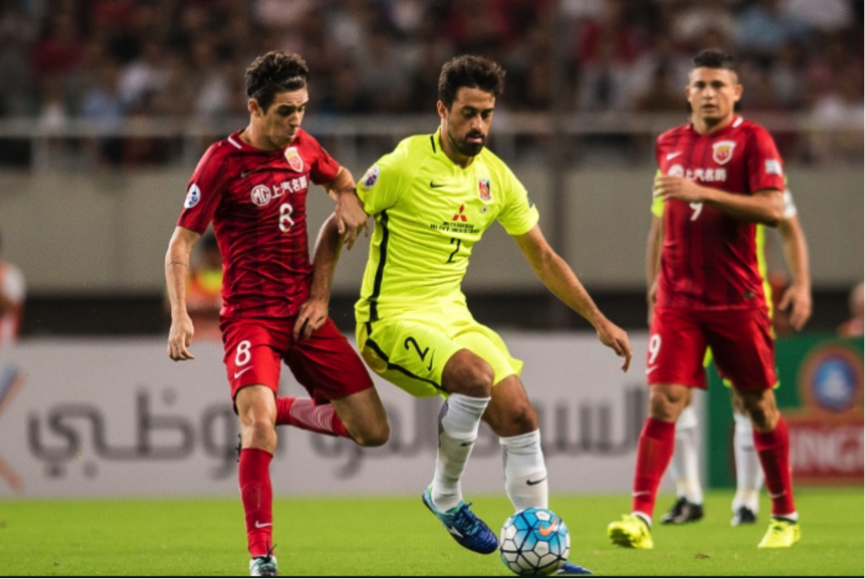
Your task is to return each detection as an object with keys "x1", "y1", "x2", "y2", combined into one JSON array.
[
  {"x1": 654, "y1": 116, "x2": 785, "y2": 310},
  {"x1": 177, "y1": 129, "x2": 341, "y2": 320}
]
